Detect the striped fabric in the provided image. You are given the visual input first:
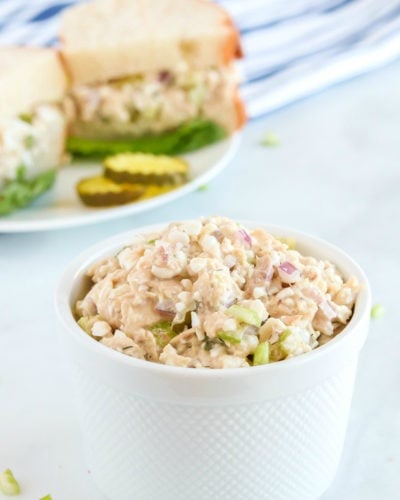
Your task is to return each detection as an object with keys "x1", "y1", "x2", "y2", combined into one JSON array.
[{"x1": 0, "y1": 0, "x2": 399, "y2": 118}]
